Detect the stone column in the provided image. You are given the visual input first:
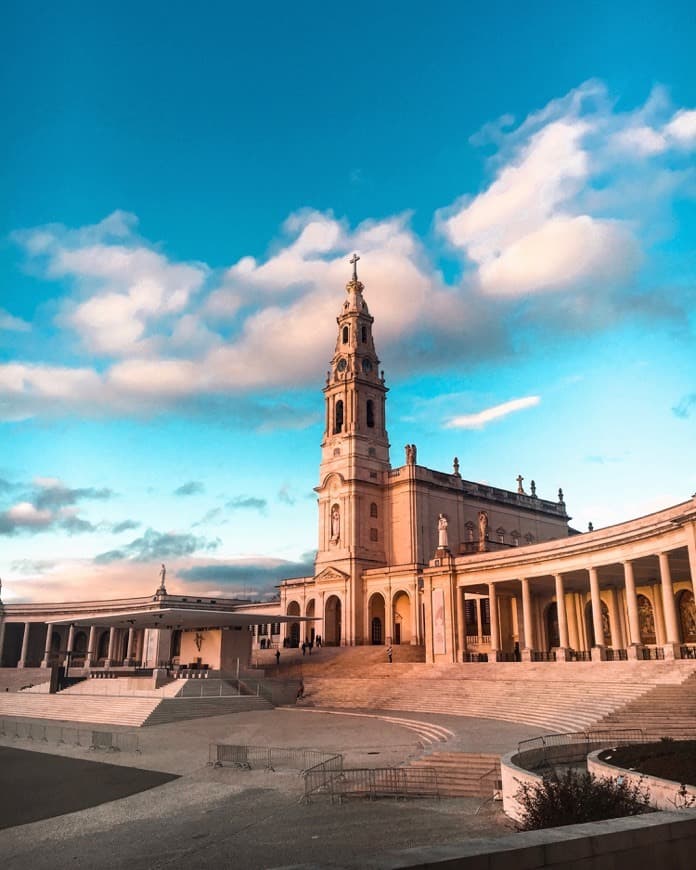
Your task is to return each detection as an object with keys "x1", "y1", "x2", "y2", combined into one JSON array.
[
  {"x1": 18, "y1": 621, "x2": 31, "y2": 668},
  {"x1": 659, "y1": 551, "x2": 681, "y2": 658},
  {"x1": 588, "y1": 568, "x2": 606, "y2": 660},
  {"x1": 520, "y1": 578, "x2": 534, "y2": 661},
  {"x1": 411, "y1": 581, "x2": 419, "y2": 645},
  {"x1": 106, "y1": 626, "x2": 118, "y2": 667},
  {"x1": 488, "y1": 583, "x2": 500, "y2": 660},
  {"x1": 607, "y1": 587, "x2": 624, "y2": 650},
  {"x1": 623, "y1": 560, "x2": 642, "y2": 656},
  {"x1": 554, "y1": 574, "x2": 570, "y2": 660},
  {"x1": 63, "y1": 624, "x2": 75, "y2": 669},
  {"x1": 457, "y1": 588, "x2": 467, "y2": 654},
  {"x1": 686, "y1": 522, "x2": 696, "y2": 603},
  {"x1": 41, "y1": 623, "x2": 54, "y2": 668},
  {"x1": 653, "y1": 585, "x2": 666, "y2": 645},
  {"x1": 125, "y1": 627, "x2": 135, "y2": 665},
  {"x1": 566, "y1": 591, "x2": 579, "y2": 650},
  {"x1": 85, "y1": 625, "x2": 97, "y2": 668},
  {"x1": 476, "y1": 598, "x2": 484, "y2": 642}
]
